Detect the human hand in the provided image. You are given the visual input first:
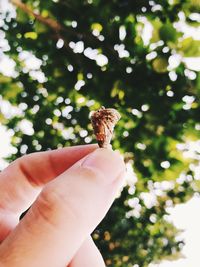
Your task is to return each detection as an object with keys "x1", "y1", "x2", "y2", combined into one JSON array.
[{"x1": 0, "y1": 145, "x2": 126, "y2": 267}]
